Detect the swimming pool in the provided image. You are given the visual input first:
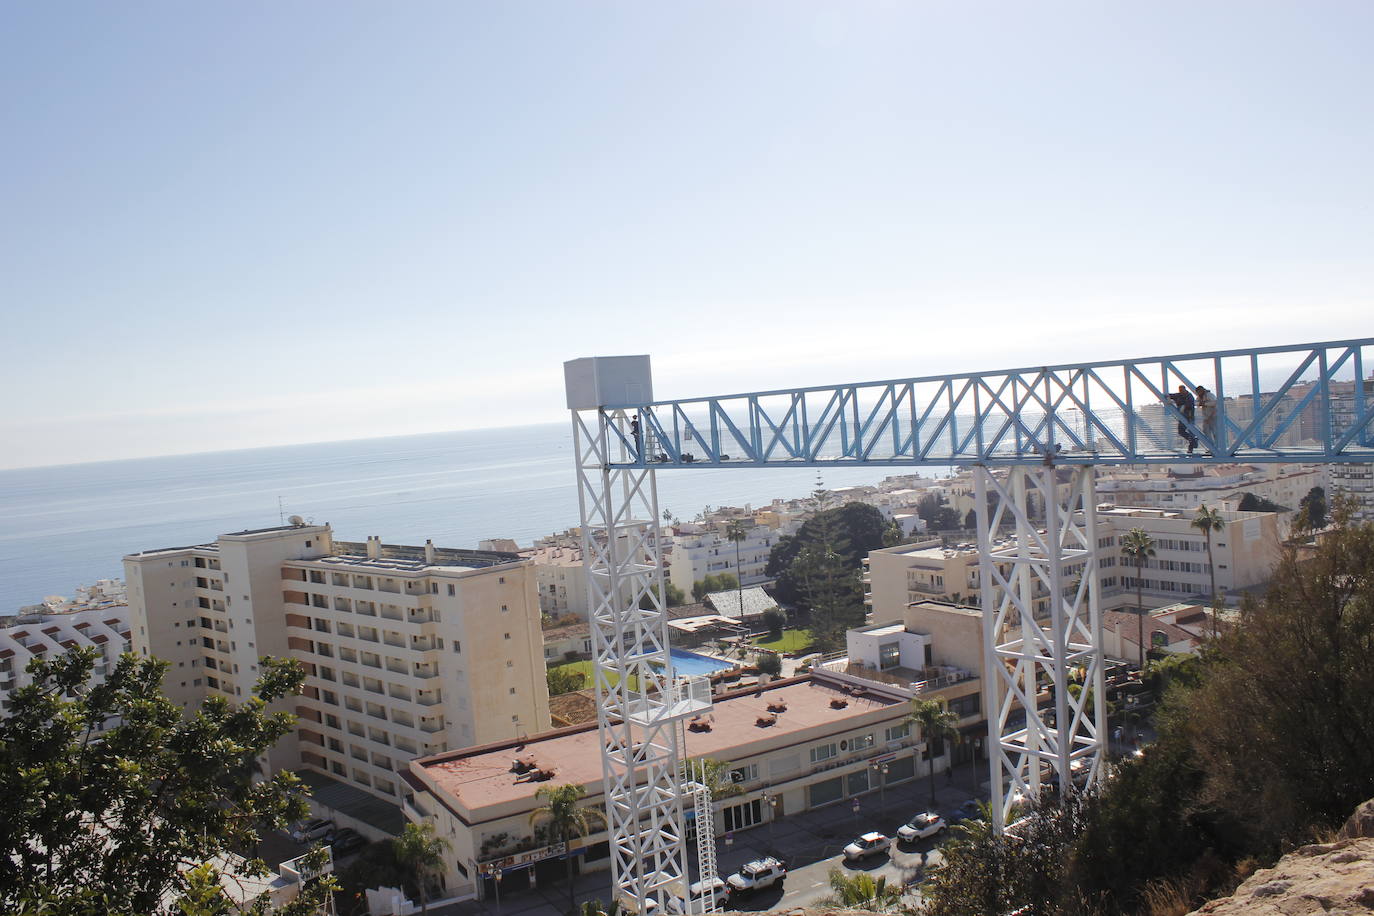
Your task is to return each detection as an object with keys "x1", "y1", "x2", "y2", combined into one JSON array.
[{"x1": 670, "y1": 648, "x2": 736, "y2": 677}]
